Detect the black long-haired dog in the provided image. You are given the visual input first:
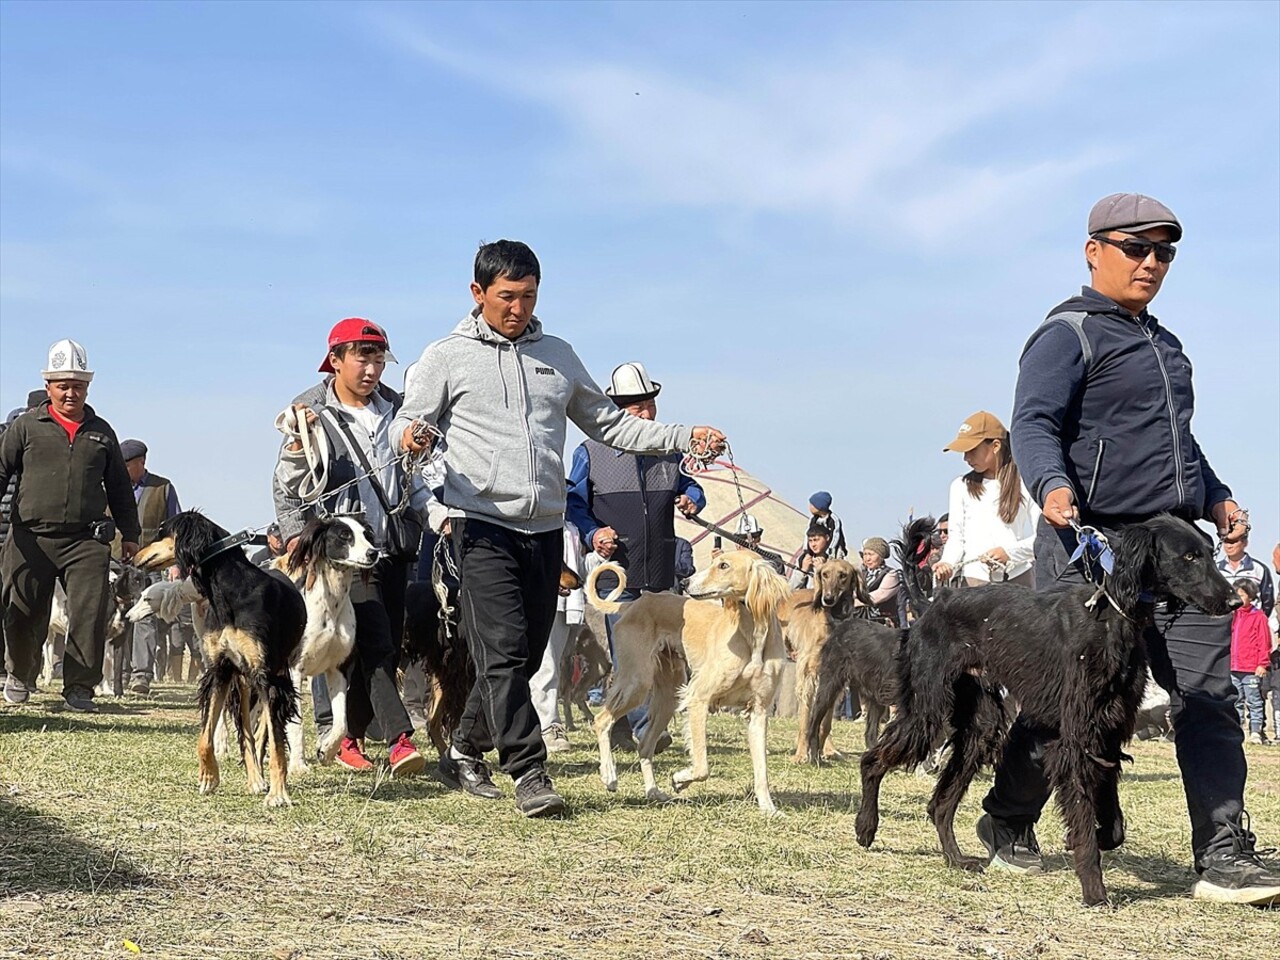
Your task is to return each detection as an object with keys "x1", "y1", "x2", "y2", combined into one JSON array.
[
  {"x1": 854, "y1": 514, "x2": 1239, "y2": 906},
  {"x1": 402, "y1": 541, "x2": 474, "y2": 758},
  {"x1": 135, "y1": 510, "x2": 306, "y2": 807},
  {"x1": 804, "y1": 616, "x2": 904, "y2": 754}
]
